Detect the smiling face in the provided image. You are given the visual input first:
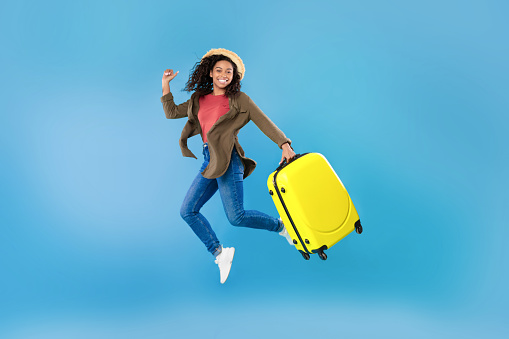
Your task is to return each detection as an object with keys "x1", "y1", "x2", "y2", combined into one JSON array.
[{"x1": 209, "y1": 60, "x2": 234, "y2": 95}]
